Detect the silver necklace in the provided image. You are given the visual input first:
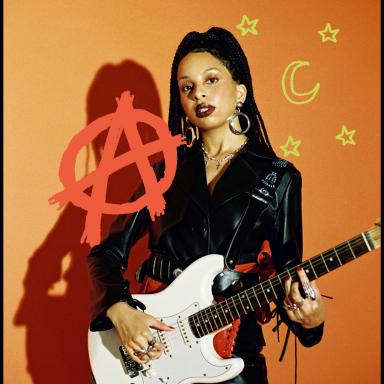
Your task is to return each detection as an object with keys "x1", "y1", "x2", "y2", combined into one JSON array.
[{"x1": 202, "y1": 138, "x2": 249, "y2": 169}]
